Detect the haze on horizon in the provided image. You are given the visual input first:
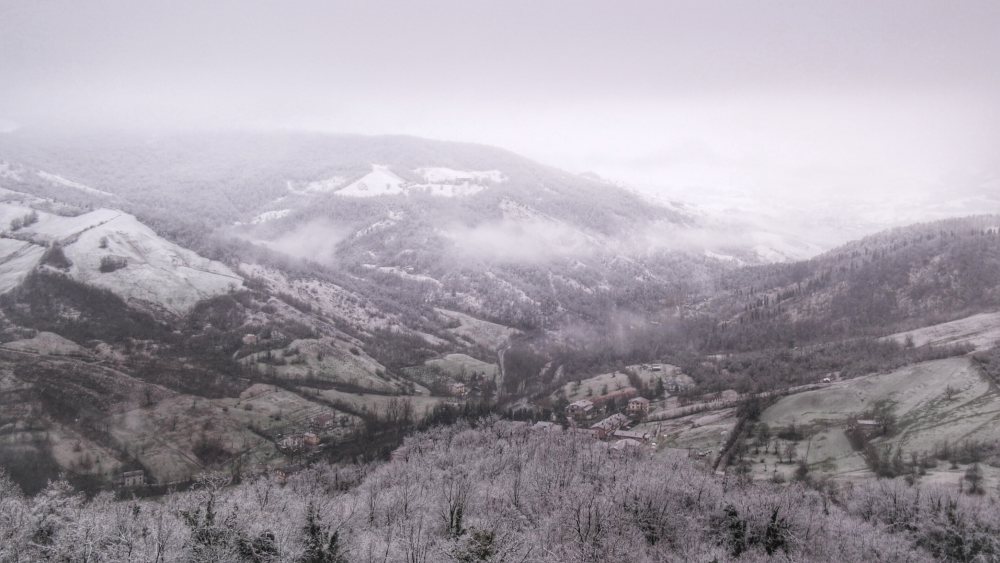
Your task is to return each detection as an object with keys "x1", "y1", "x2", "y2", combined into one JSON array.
[{"x1": 2, "y1": 0, "x2": 999, "y2": 239}]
